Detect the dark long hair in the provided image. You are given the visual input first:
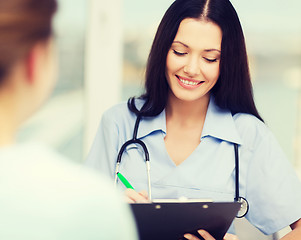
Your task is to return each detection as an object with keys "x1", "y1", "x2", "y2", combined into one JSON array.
[{"x1": 128, "y1": 0, "x2": 263, "y2": 122}]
